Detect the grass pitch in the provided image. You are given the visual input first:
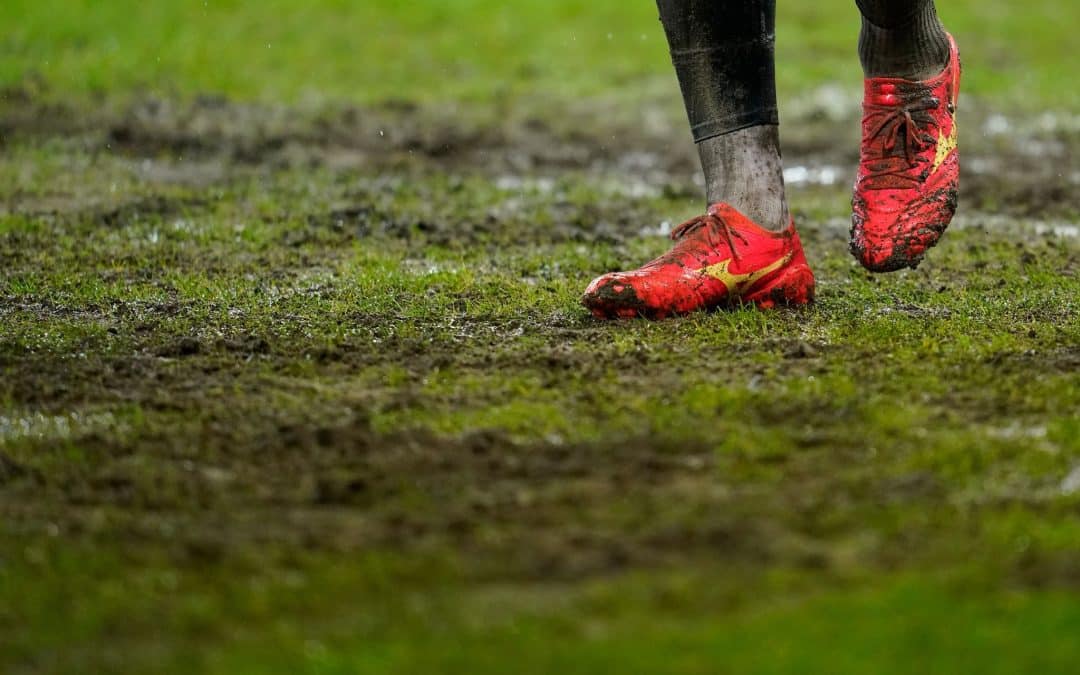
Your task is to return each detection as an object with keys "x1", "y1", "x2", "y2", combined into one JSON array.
[{"x1": 1, "y1": 1, "x2": 1079, "y2": 673}]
